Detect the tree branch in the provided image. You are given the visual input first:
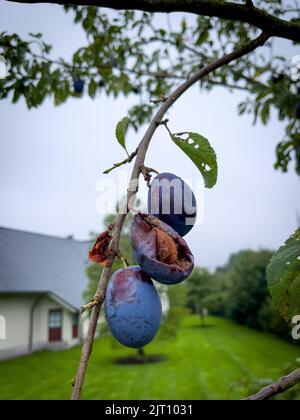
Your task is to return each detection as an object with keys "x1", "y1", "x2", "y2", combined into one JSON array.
[
  {"x1": 244, "y1": 367, "x2": 300, "y2": 400},
  {"x1": 70, "y1": 30, "x2": 270, "y2": 401},
  {"x1": 6, "y1": 0, "x2": 300, "y2": 43}
]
